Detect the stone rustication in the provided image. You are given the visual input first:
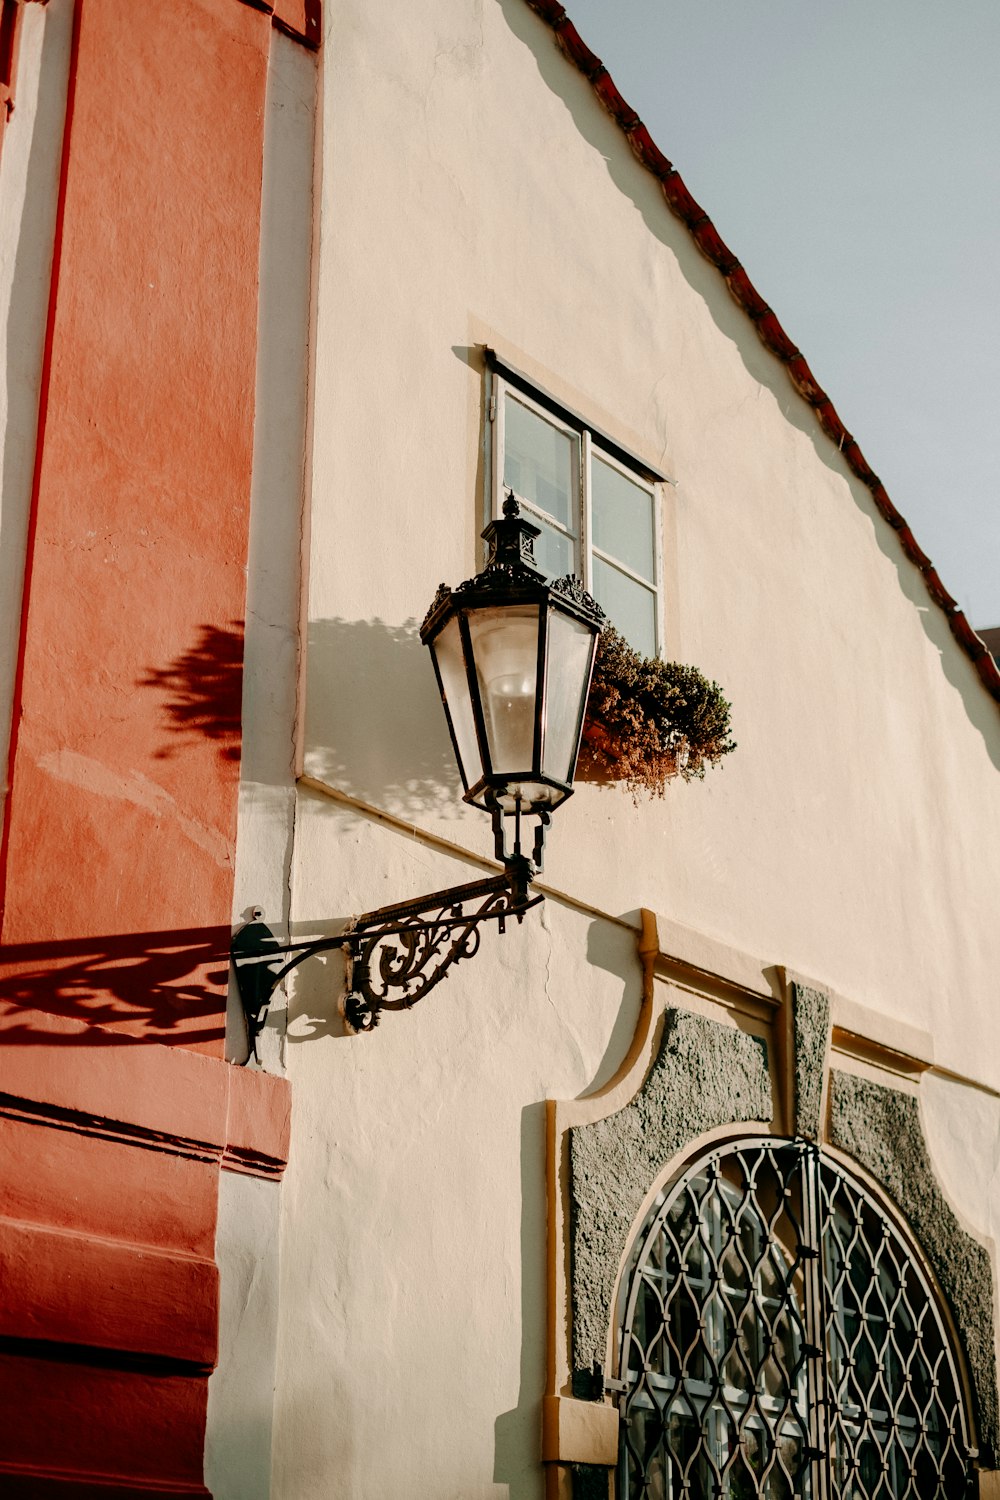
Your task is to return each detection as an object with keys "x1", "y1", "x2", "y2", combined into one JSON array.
[
  {"x1": 568, "y1": 1006, "x2": 772, "y2": 1390},
  {"x1": 791, "y1": 982, "x2": 830, "y2": 1140}
]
